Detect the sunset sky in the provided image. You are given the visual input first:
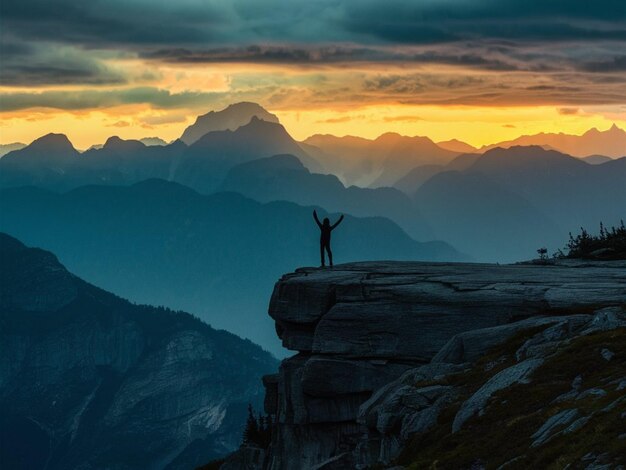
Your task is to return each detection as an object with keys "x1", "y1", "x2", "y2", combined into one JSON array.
[{"x1": 2, "y1": 0, "x2": 625, "y2": 149}]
